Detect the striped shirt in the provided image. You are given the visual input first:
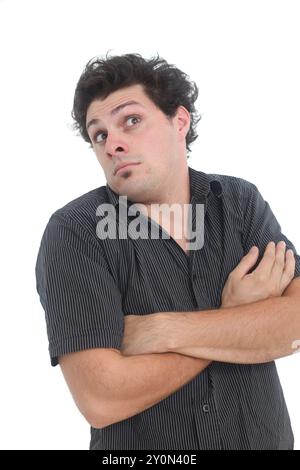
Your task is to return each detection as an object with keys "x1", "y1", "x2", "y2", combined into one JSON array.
[{"x1": 35, "y1": 166, "x2": 300, "y2": 450}]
